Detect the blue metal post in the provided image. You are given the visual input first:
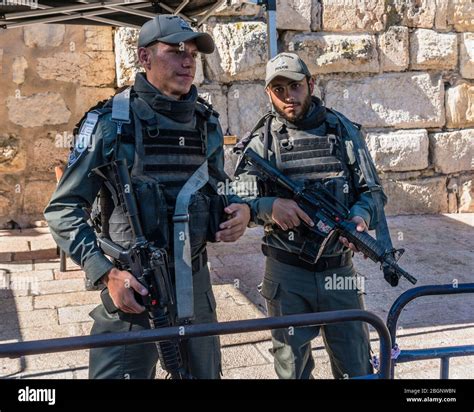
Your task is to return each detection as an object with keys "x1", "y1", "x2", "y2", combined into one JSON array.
[{"x1": 440, "y1": 357, "x2": 450, "y2": 379}]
